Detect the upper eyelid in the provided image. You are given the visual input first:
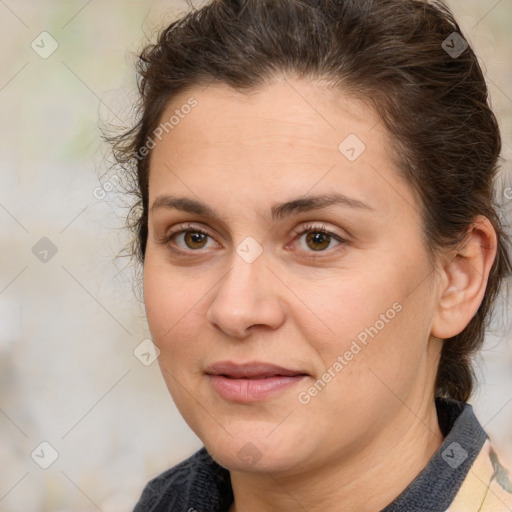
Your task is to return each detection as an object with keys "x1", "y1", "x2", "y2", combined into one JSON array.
[
  {"x1": 292, "y1": 223, "x2": 343, "y2": 237},
  {"x1": 167, "y1": 222, "x2": 342, "y2": 238}
]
